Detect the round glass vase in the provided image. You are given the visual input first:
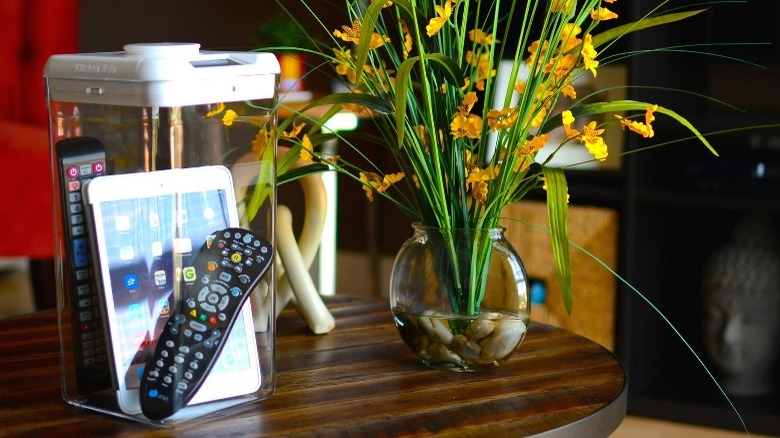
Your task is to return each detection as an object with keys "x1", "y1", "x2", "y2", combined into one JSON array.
[{"x1": 390, "y1": 223, "x2": 530, "y2": 372}]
